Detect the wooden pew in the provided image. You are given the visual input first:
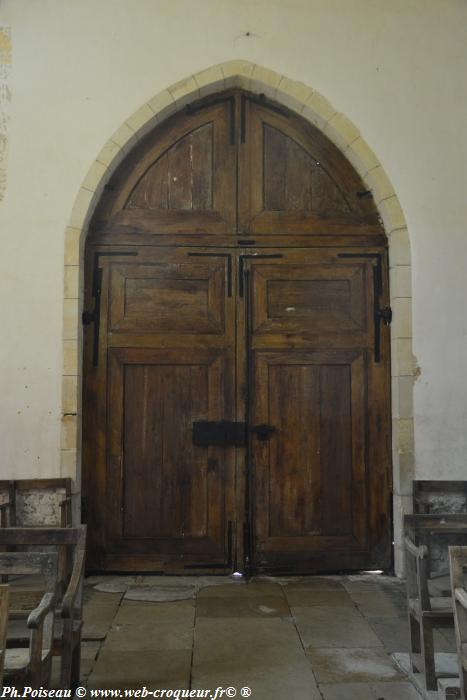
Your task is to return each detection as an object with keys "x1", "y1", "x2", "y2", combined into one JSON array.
[
  {"x1": 1, "y1": 552, "x2": 59, "y2": 688},
  {"x1": 449, "y1": 546, "x2": 467, "y2": 700},
  {"x1": 0, "y1": 527, "x2": 86, "y2": 691},
  {"x1": 404, "y1": 514, "x2": 467, "y2": 691}
]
